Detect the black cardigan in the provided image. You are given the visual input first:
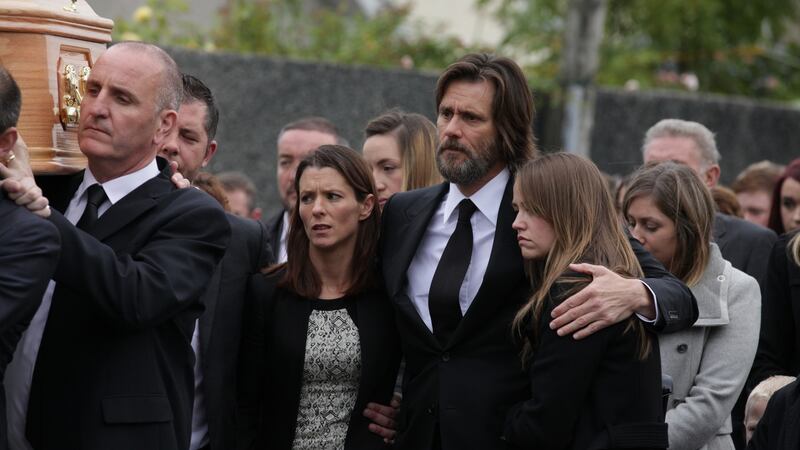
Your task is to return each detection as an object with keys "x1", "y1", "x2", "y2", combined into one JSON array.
[{"x1": 238, "y1": 271, "x2": 401, "y2": 450}]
